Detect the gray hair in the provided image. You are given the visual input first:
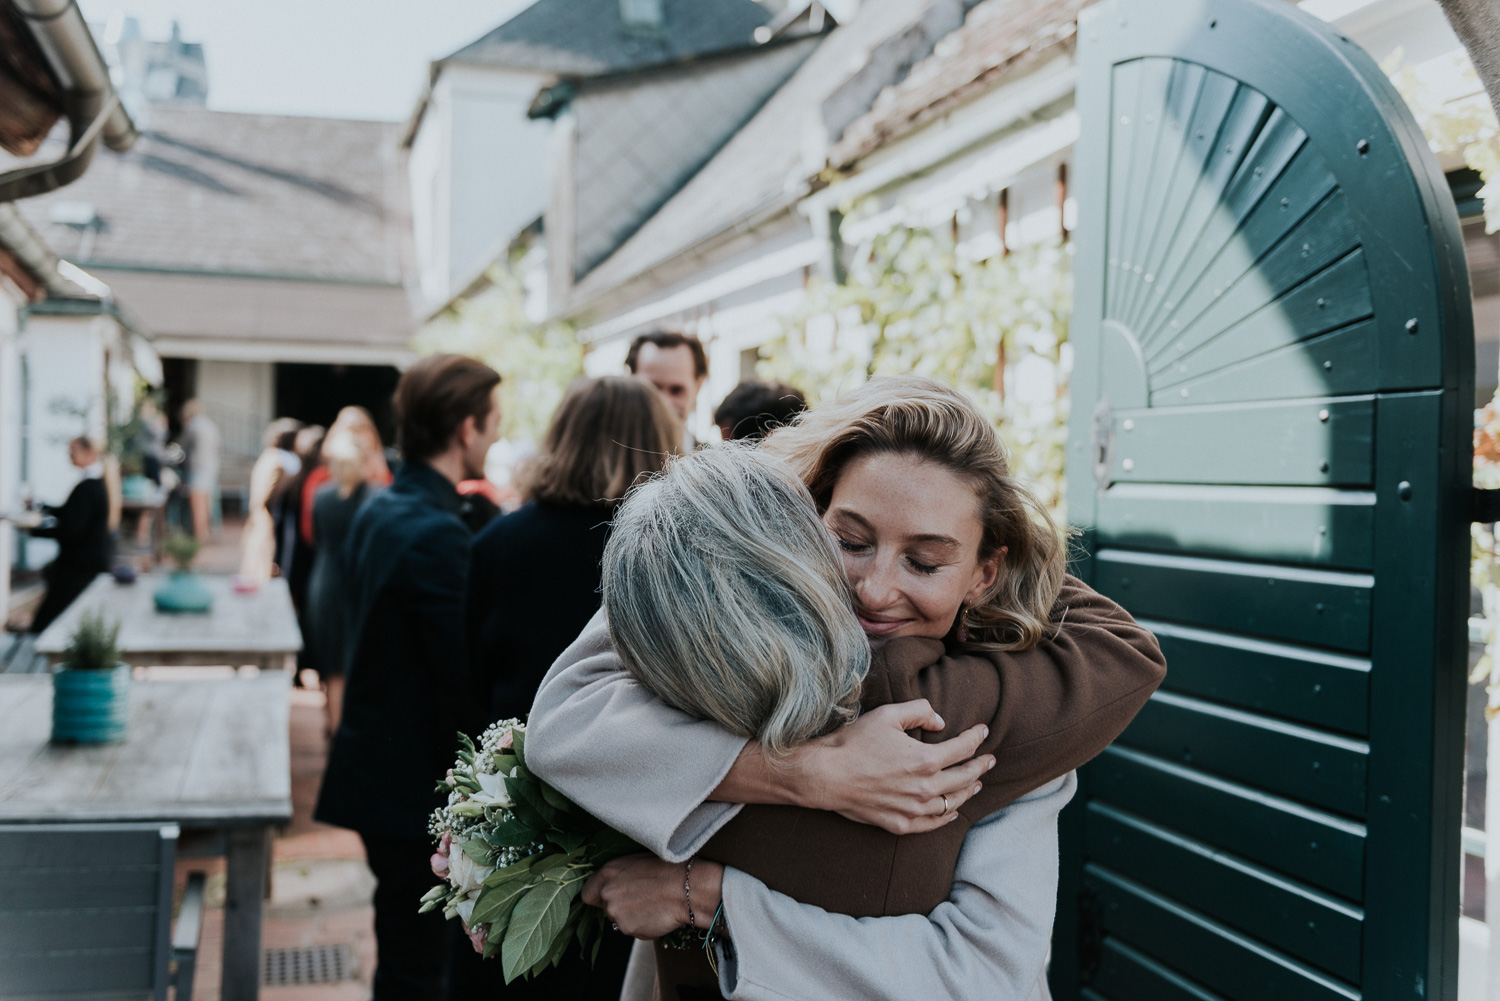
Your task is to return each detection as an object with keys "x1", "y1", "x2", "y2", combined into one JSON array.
[{"x1": 602, "y1": 445, "x2": 870, "y2": 756}]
